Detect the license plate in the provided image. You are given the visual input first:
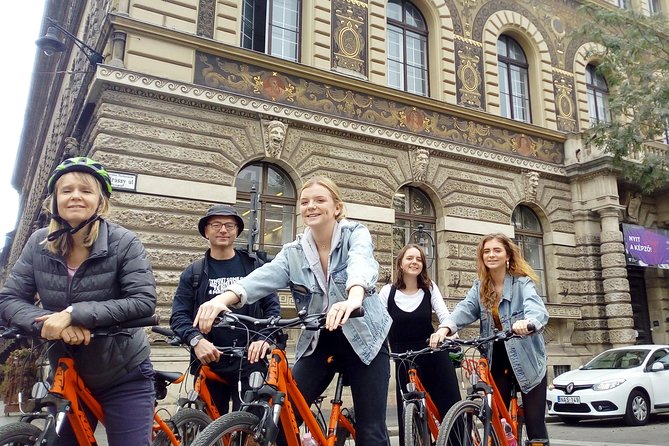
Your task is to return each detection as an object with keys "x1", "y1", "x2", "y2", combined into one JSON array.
[{"x1": 558, "y1": 396, "x2": 580, "y2": 404}]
